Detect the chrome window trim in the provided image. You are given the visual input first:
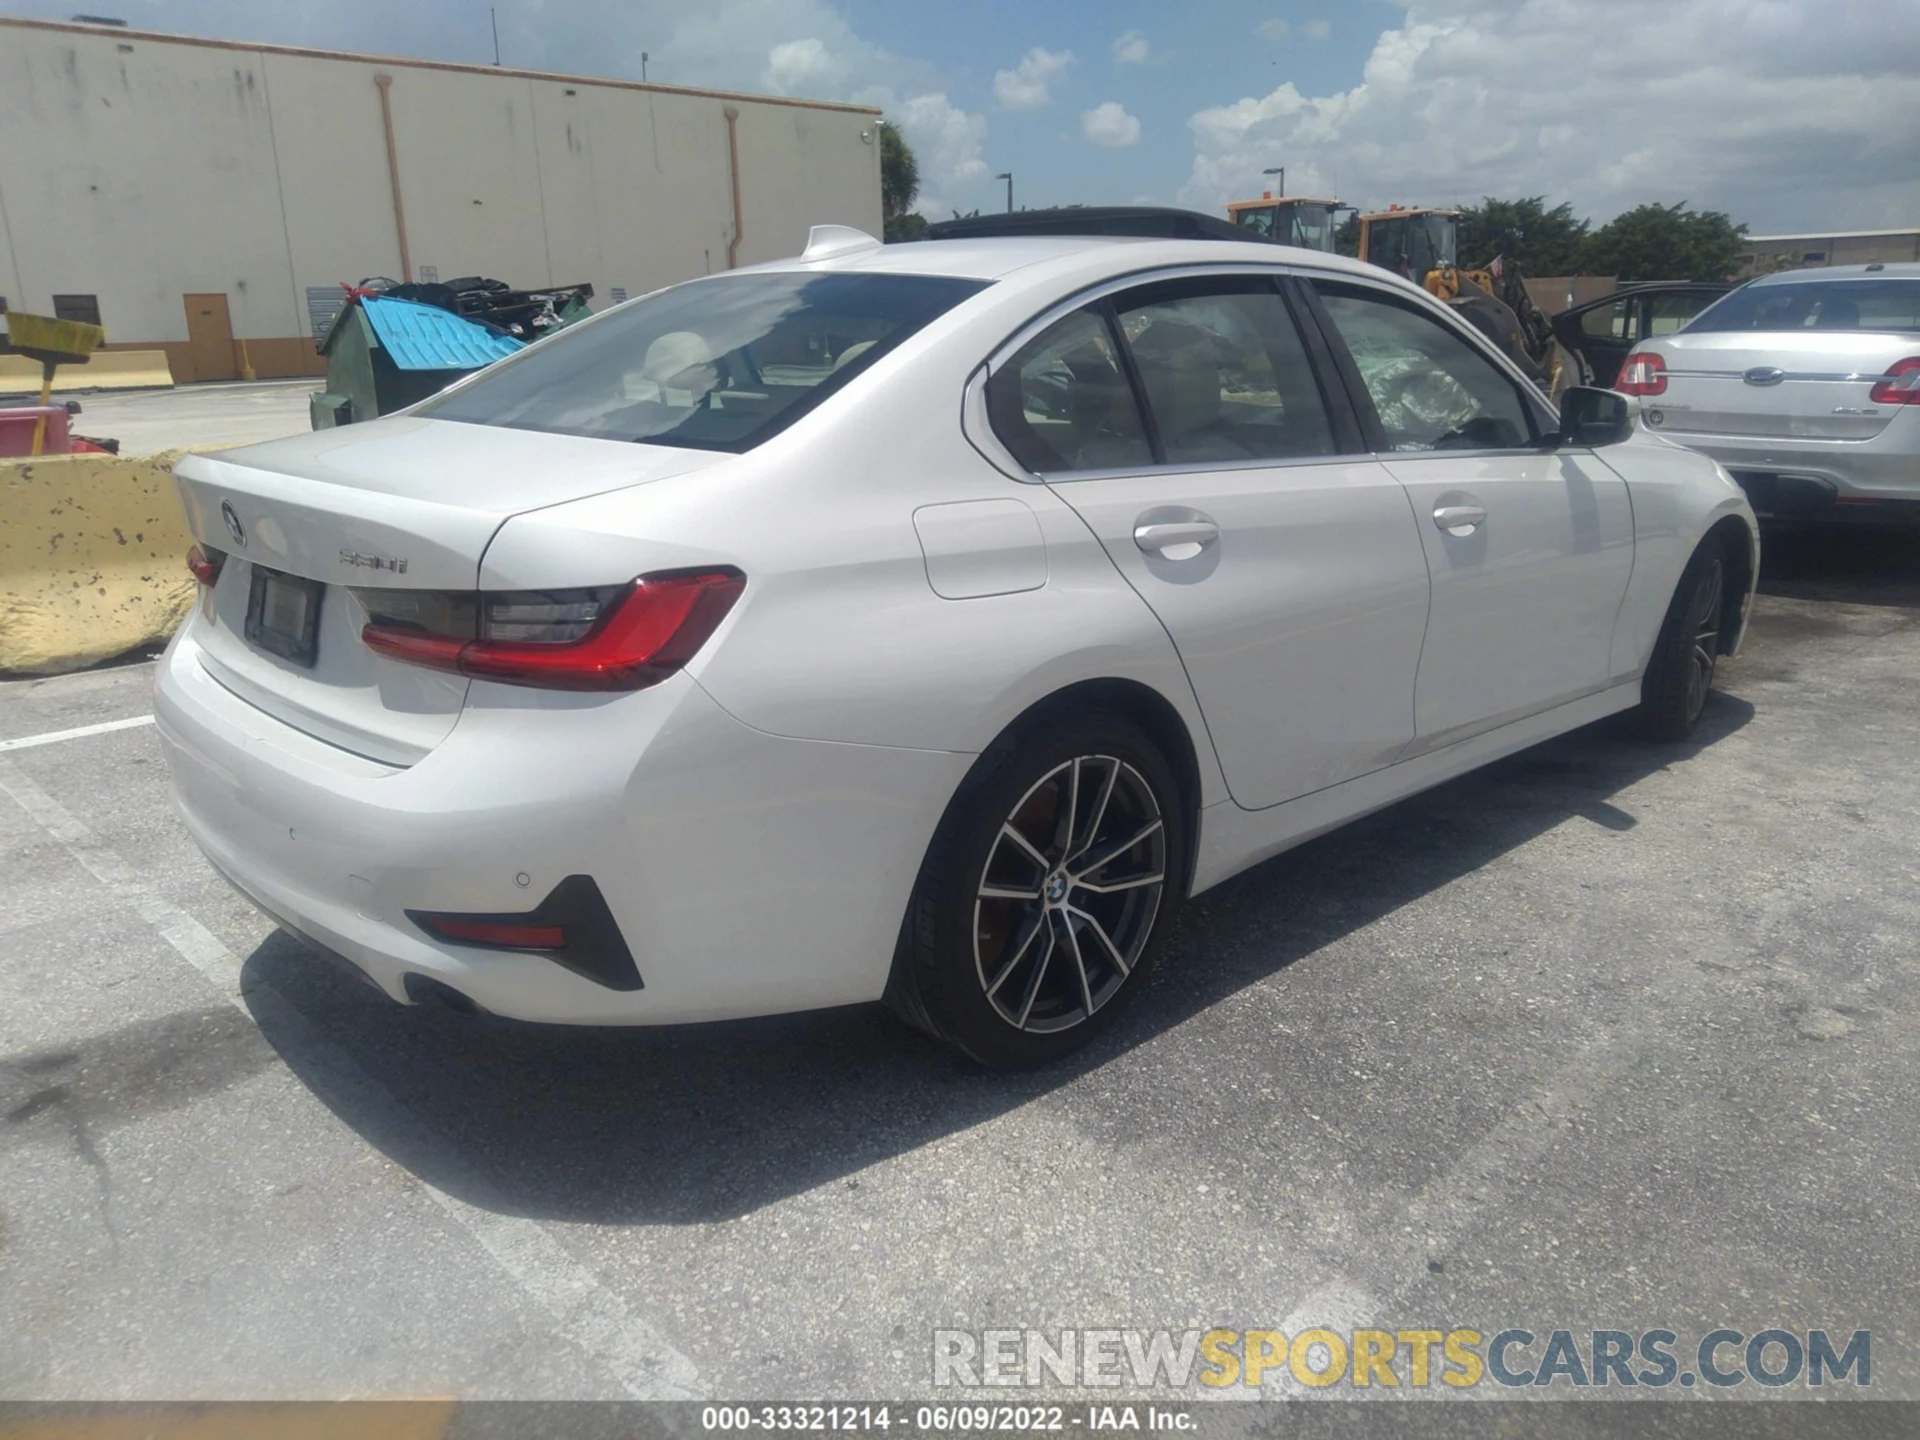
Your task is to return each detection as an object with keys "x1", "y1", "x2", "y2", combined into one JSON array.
[
  {"x1": 965, "y1": 259, "x2": 1583, "y2": 484},
  {"x1": 969, "y1": 261, "x2": 1353, "y2": 484}
]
